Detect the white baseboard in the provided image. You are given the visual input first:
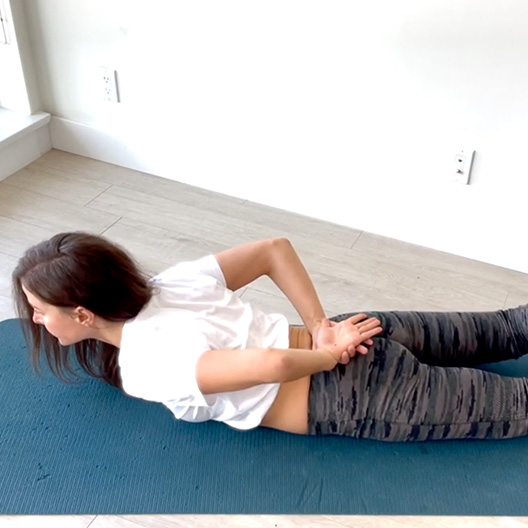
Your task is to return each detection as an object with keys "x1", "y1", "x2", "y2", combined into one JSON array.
[
  {"x1": 49, "y1": 116, "x2": 161, "y2": 176},
  {"x1": 0, "y1": 110, "x2": 52, "y2": 181}
]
